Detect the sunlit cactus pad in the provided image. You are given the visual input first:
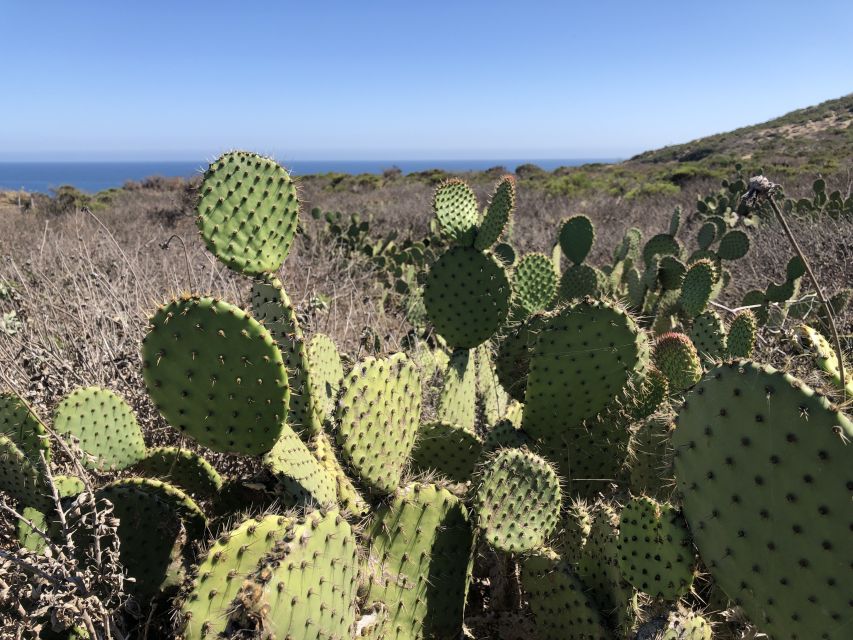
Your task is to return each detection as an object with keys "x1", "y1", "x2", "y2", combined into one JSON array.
[
  {"x1": 141, "y1": 296, "x2": 289, "y2": 455},
  {"x1": 263, "y1": 426, "x2": 337, "y2": 506},
  {"x1": 196, "y1": 151, "x2": 299, "y2": 275},
  {"x1": 424, "y1": 246, "x2": 510, "y2": 348},
  {"x1": 363, "y1": 483, "x2": 473, "y2": 640},
  {"x1": 475, "y1": 175, "x2": 515, "y2": 250},
  {"x1": 432, "y1": 178, "x2": 479, "y2": 245},
  {"x1": 0, "y1": 392, "x2": 50, "y2": 463},
  {"x1": 53, "y1": 386, "x2": 145, "y2": 471},
  {"x1": 334, "y1": 353, "x2": 421, "y2": 494},
  {"x1": 512, "y1": 252, "x2": 557, "y2": 314},
  {"x1": 674, "y1": 361, "x2": 853, "y2": 640},
  {"x1": 0, "y1": 434, "x2": 48, "y2": 510},
  {"x1": 474, "y1": 448, "x2": 561, "y2": 553}
]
